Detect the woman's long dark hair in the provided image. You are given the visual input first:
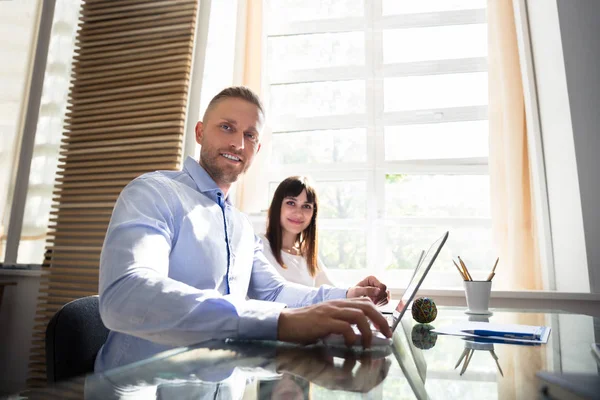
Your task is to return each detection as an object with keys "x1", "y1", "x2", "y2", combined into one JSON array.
[{"x1": 266, "y1": 176, "x2": 319, "y2": 277}]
